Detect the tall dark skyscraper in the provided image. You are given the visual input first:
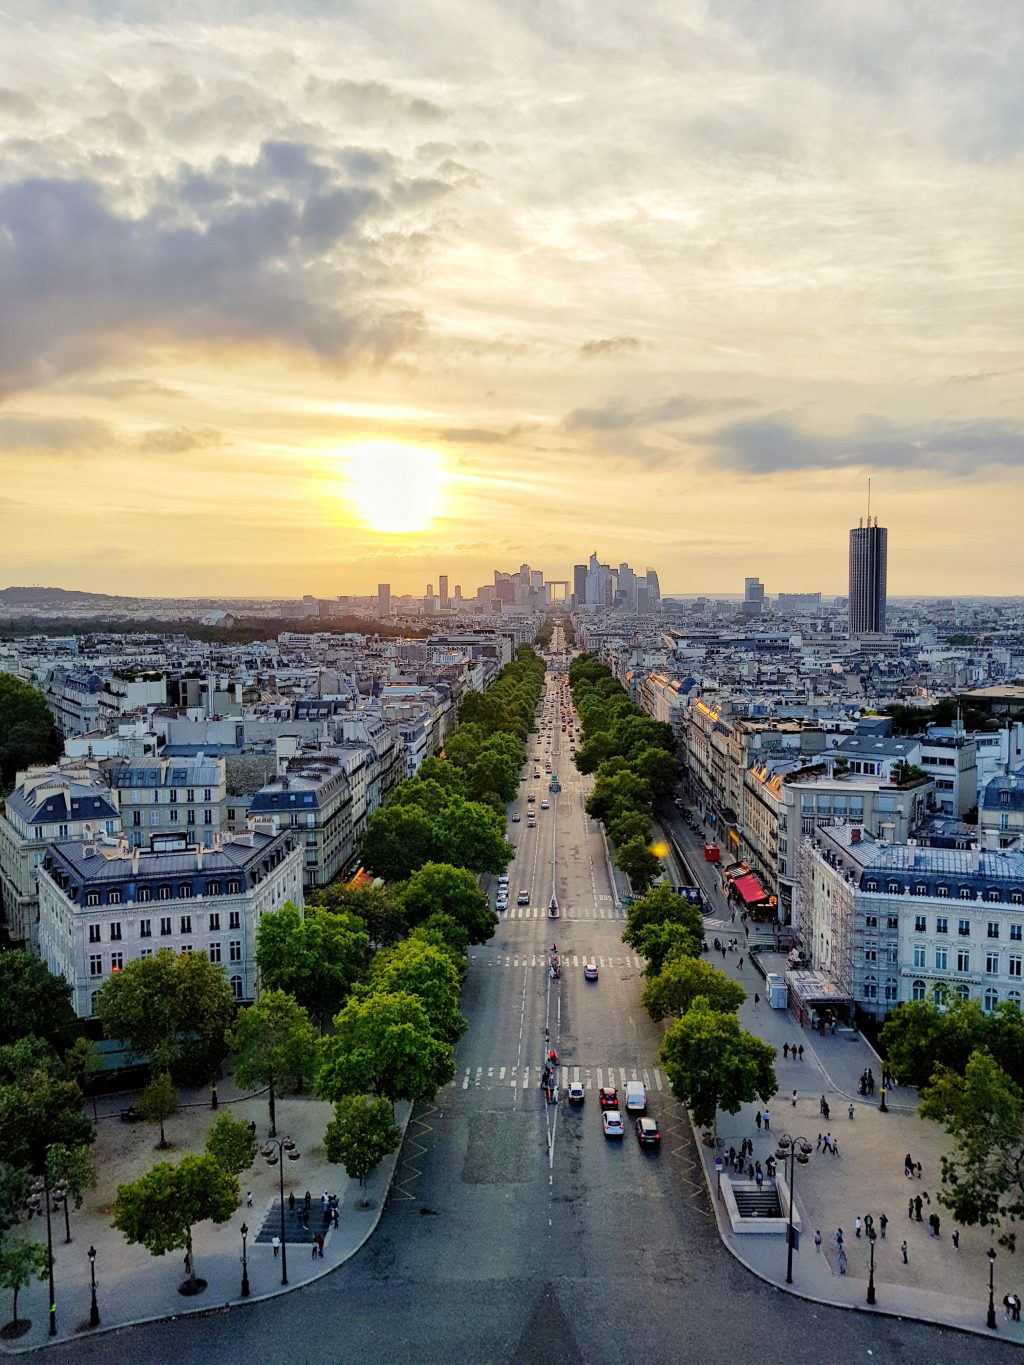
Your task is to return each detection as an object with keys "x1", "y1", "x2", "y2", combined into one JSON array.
[
  {"x1": 573, "y1": 563, "x2": 587, "y2": 607},
  {"x1": 438, "y1": 574, "x2": 449, "y2": 607},
  {"x1": 849, "y1": 517, "x2": 888, "y2": 633}
]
